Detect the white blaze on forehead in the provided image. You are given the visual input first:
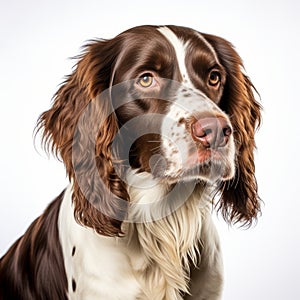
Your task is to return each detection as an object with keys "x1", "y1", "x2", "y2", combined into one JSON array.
[{"x1": 157, "y1": 26, "x2": 193, "y2": 86}]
